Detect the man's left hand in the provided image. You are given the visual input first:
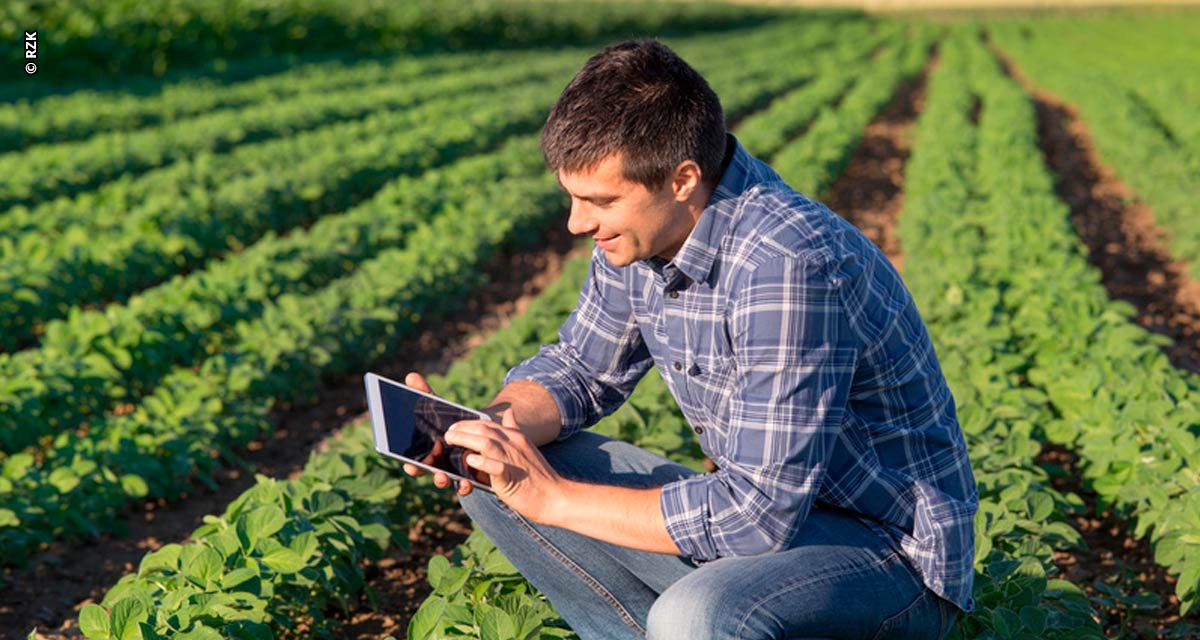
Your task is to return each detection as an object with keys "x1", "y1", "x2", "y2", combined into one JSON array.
[{"x1": 445, "y1": 409, "x2": 565, "y2": 524}]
